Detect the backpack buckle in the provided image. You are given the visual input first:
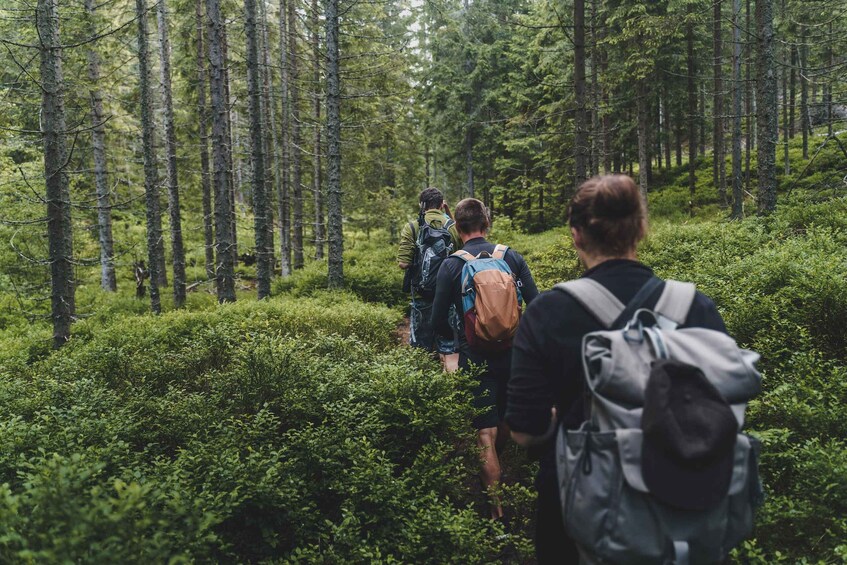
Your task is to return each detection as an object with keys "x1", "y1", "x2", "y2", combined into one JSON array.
[{"x1": 623, "y1": 319, "x2": 645, "y2": 343}]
